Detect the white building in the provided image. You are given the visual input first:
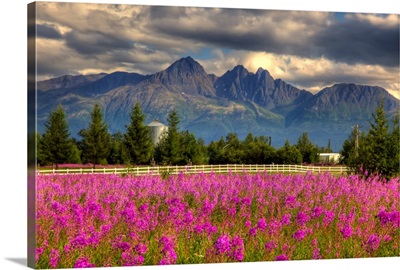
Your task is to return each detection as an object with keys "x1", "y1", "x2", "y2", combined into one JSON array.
[
  {"x1": 318, "y1": 153, "x2": 342, "y2": 164},
  {"x1": 148, "y1": 120, "x2": 168, "y2": 145}
]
